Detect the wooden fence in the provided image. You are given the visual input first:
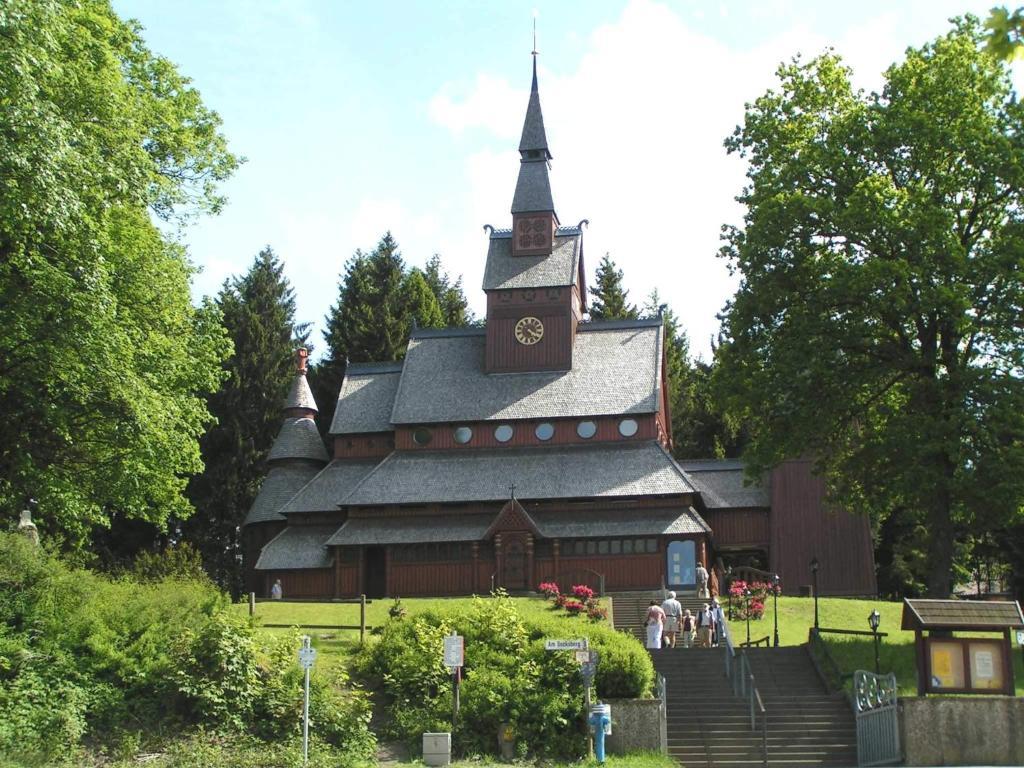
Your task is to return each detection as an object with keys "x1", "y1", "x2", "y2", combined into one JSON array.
[{"x1": 248, "y1": 593, "x2": 372, "y2": 644}]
